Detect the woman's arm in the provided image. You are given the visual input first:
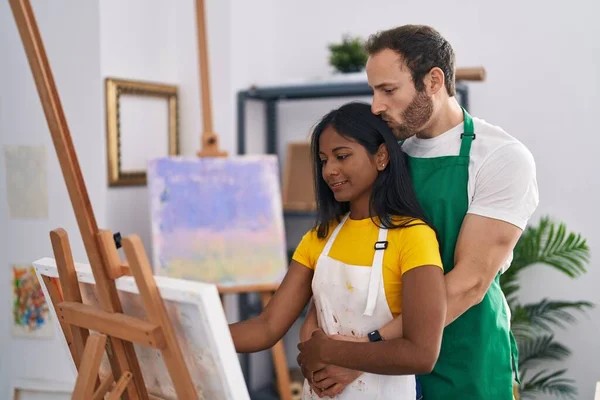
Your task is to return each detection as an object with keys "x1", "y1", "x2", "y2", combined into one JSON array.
[
  {"x1": 298, "y1": 264, "x2": 447, "y2": 375},
  {"x1": 230, "y1": 261, "x2": 313, "y2": 353}
]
